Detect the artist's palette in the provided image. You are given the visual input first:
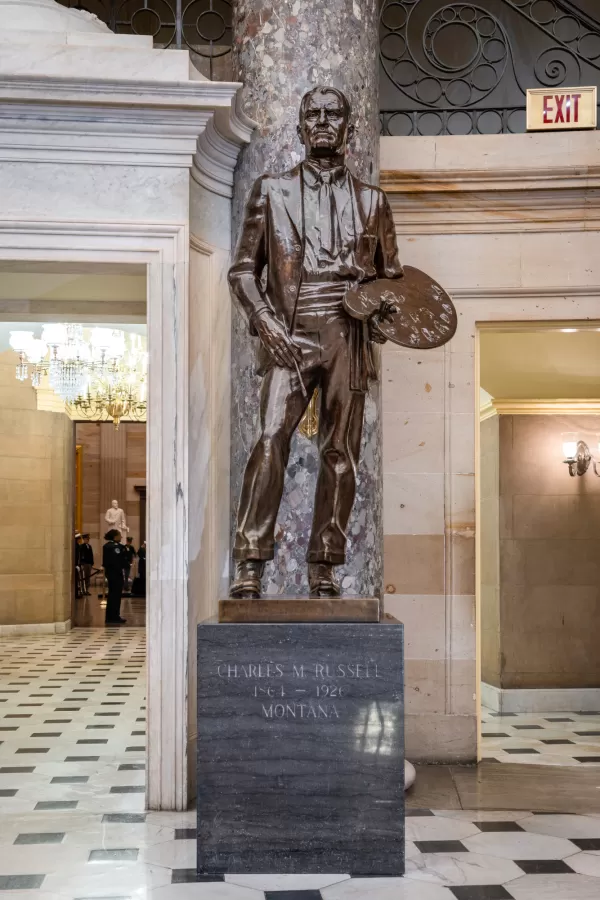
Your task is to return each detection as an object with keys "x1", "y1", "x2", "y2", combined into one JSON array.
[{"x1": 344, "y1": 266, "x2": 457, "y2": 349}]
